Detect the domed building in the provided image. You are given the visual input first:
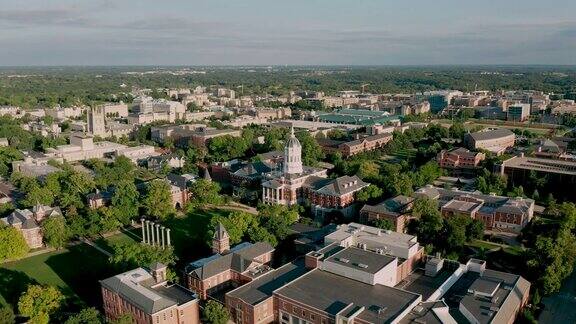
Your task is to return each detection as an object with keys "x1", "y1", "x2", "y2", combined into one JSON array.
[
  {"x1": 262, "y1": 127, "x2": 369, "y2": 219},
  {"x1": 262, "y1": 127, "x2": 327, "y2": 206}
]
